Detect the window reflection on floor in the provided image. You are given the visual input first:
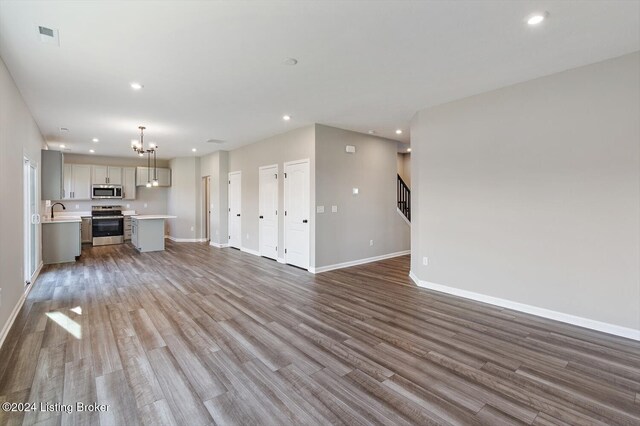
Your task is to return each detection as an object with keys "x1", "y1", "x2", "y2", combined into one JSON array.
[{"x1": 46, "y1": 310, "x2": 81, "y2": 339}]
